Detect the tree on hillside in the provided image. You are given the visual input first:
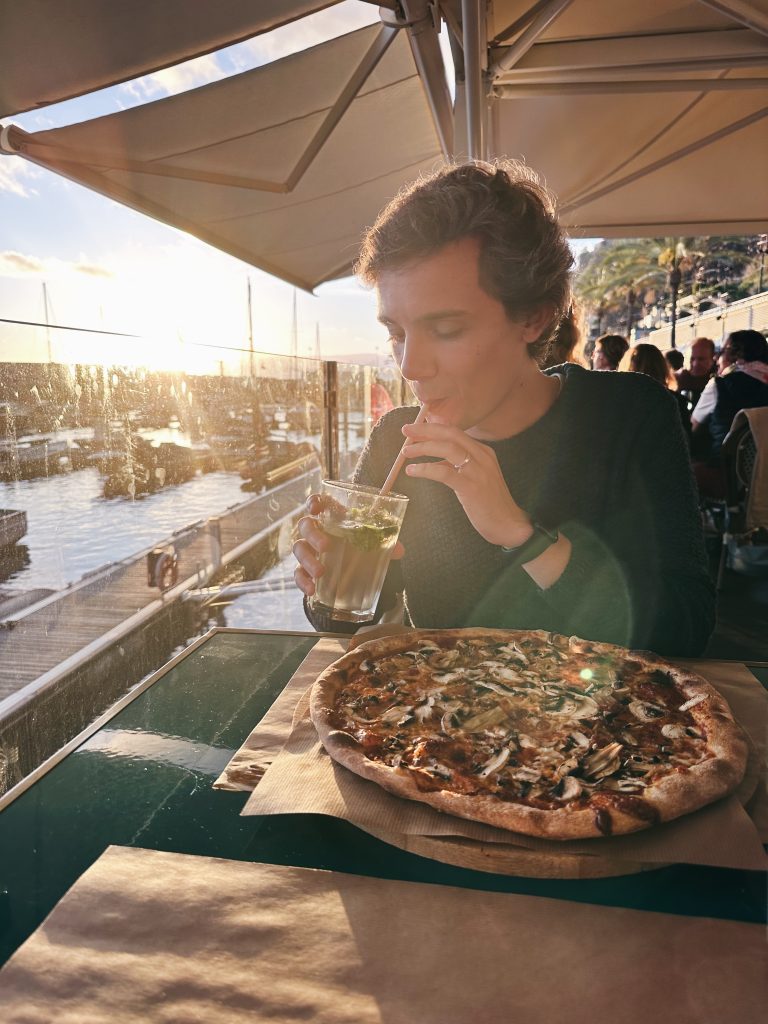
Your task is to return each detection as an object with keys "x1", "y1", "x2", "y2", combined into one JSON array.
[{"x1": 575, "y1": 235, "x2": 762, "y2": 337}]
